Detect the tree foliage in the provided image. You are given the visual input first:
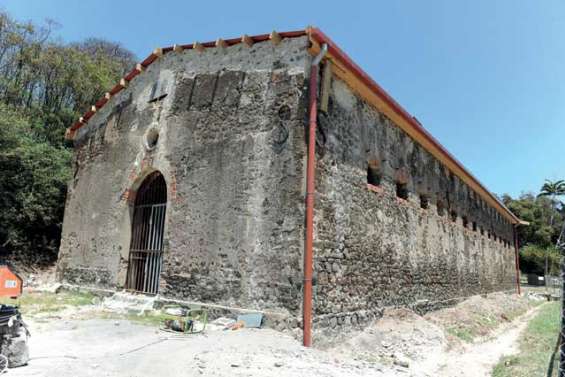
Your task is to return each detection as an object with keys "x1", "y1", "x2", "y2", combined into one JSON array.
[
  {"x1": 502, "y1": 188, "x2": 565, "y2": 275},
  {"x1": 539, "y1": 180, "x2": 565, "y2": 199},
  {"x1": 519, "y1": 245, "x2": 560, "y2": 276},
  {"x1": 0, "y1": 10, "x2": 136, "y2": 265}
]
